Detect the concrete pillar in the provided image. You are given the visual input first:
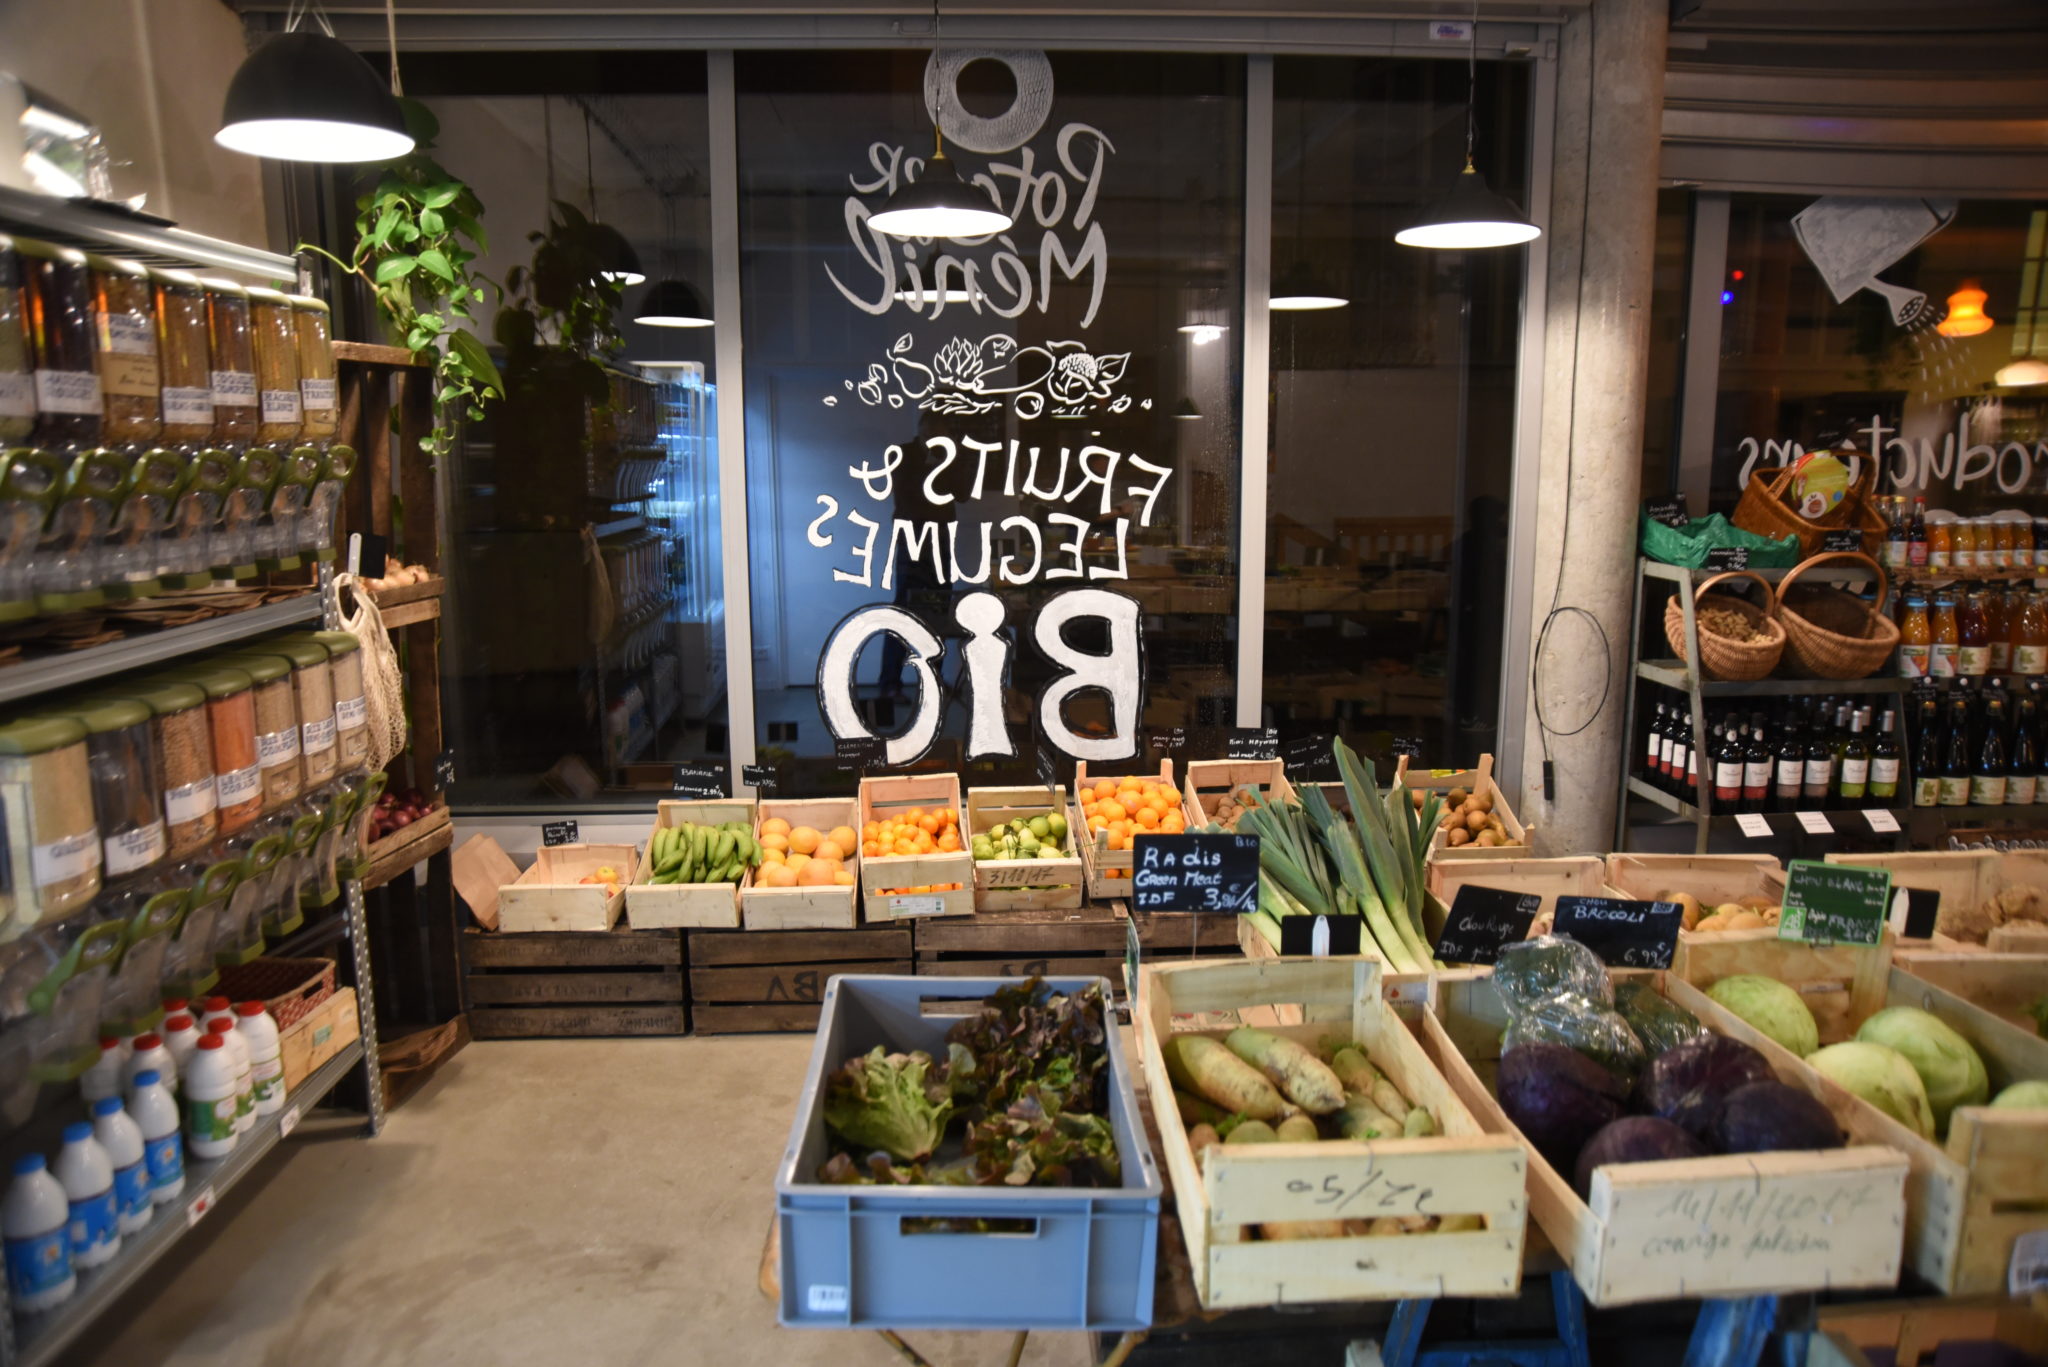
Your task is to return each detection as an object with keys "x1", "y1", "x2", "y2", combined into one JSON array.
[{"x1": 1518, "y1": 0, "x2": 1668, "y2": 855}]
